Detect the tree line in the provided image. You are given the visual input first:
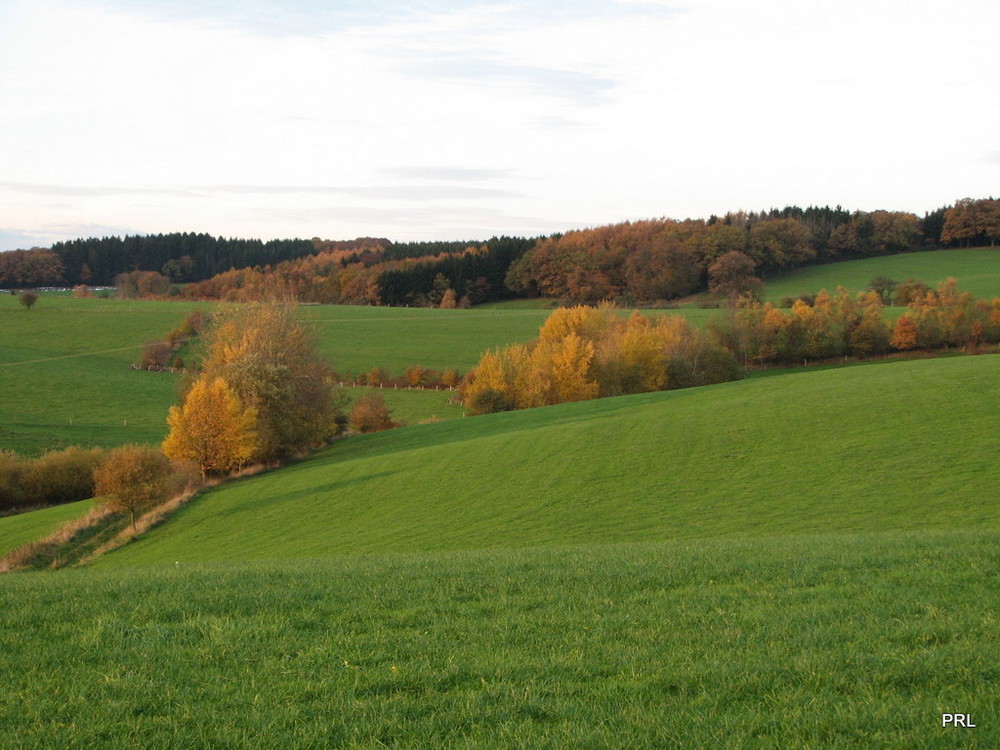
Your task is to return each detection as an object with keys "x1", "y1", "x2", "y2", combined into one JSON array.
[
  {"x1": 462, "y1": 280, "x2": 1000, "y2": 414},
  {"x1": 461, "y1": 305, "x2": 742, "y2": 414},
  {"x1": 3, "y1": 198, "x2": 997, "y2": 304}
]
